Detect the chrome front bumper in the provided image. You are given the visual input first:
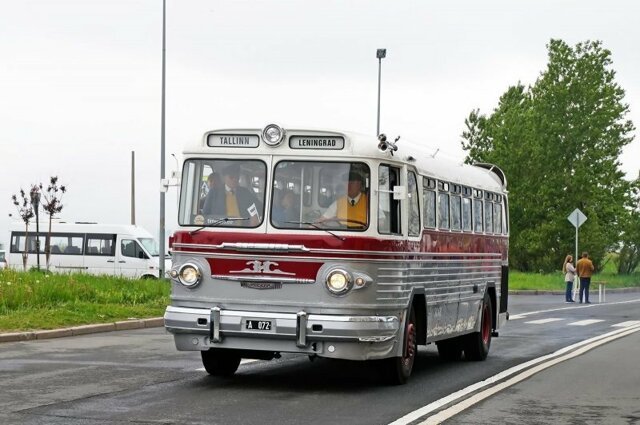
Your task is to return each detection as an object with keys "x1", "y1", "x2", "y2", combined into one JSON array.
[{"x1": 164, "y1": 305, "x2": 400, "y2": 358}]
